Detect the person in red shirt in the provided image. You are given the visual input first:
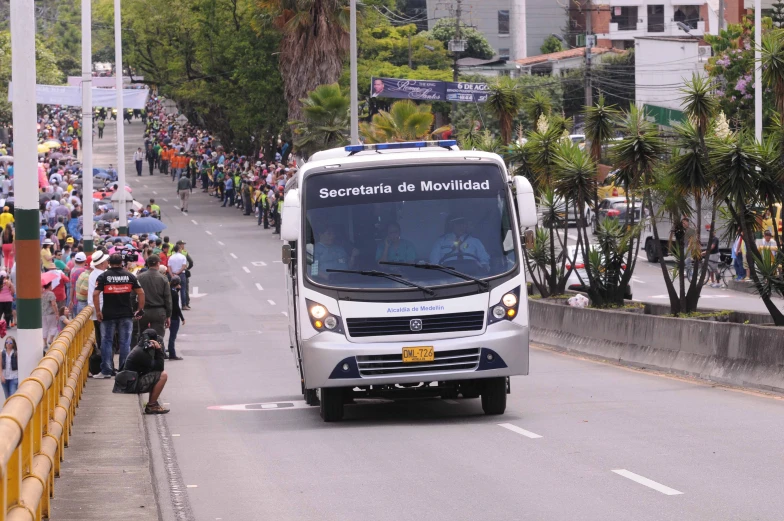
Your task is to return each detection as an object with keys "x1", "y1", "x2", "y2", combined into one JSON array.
[{"x1": 53, "y1": 272, "x2": 69, "y2": 309}]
